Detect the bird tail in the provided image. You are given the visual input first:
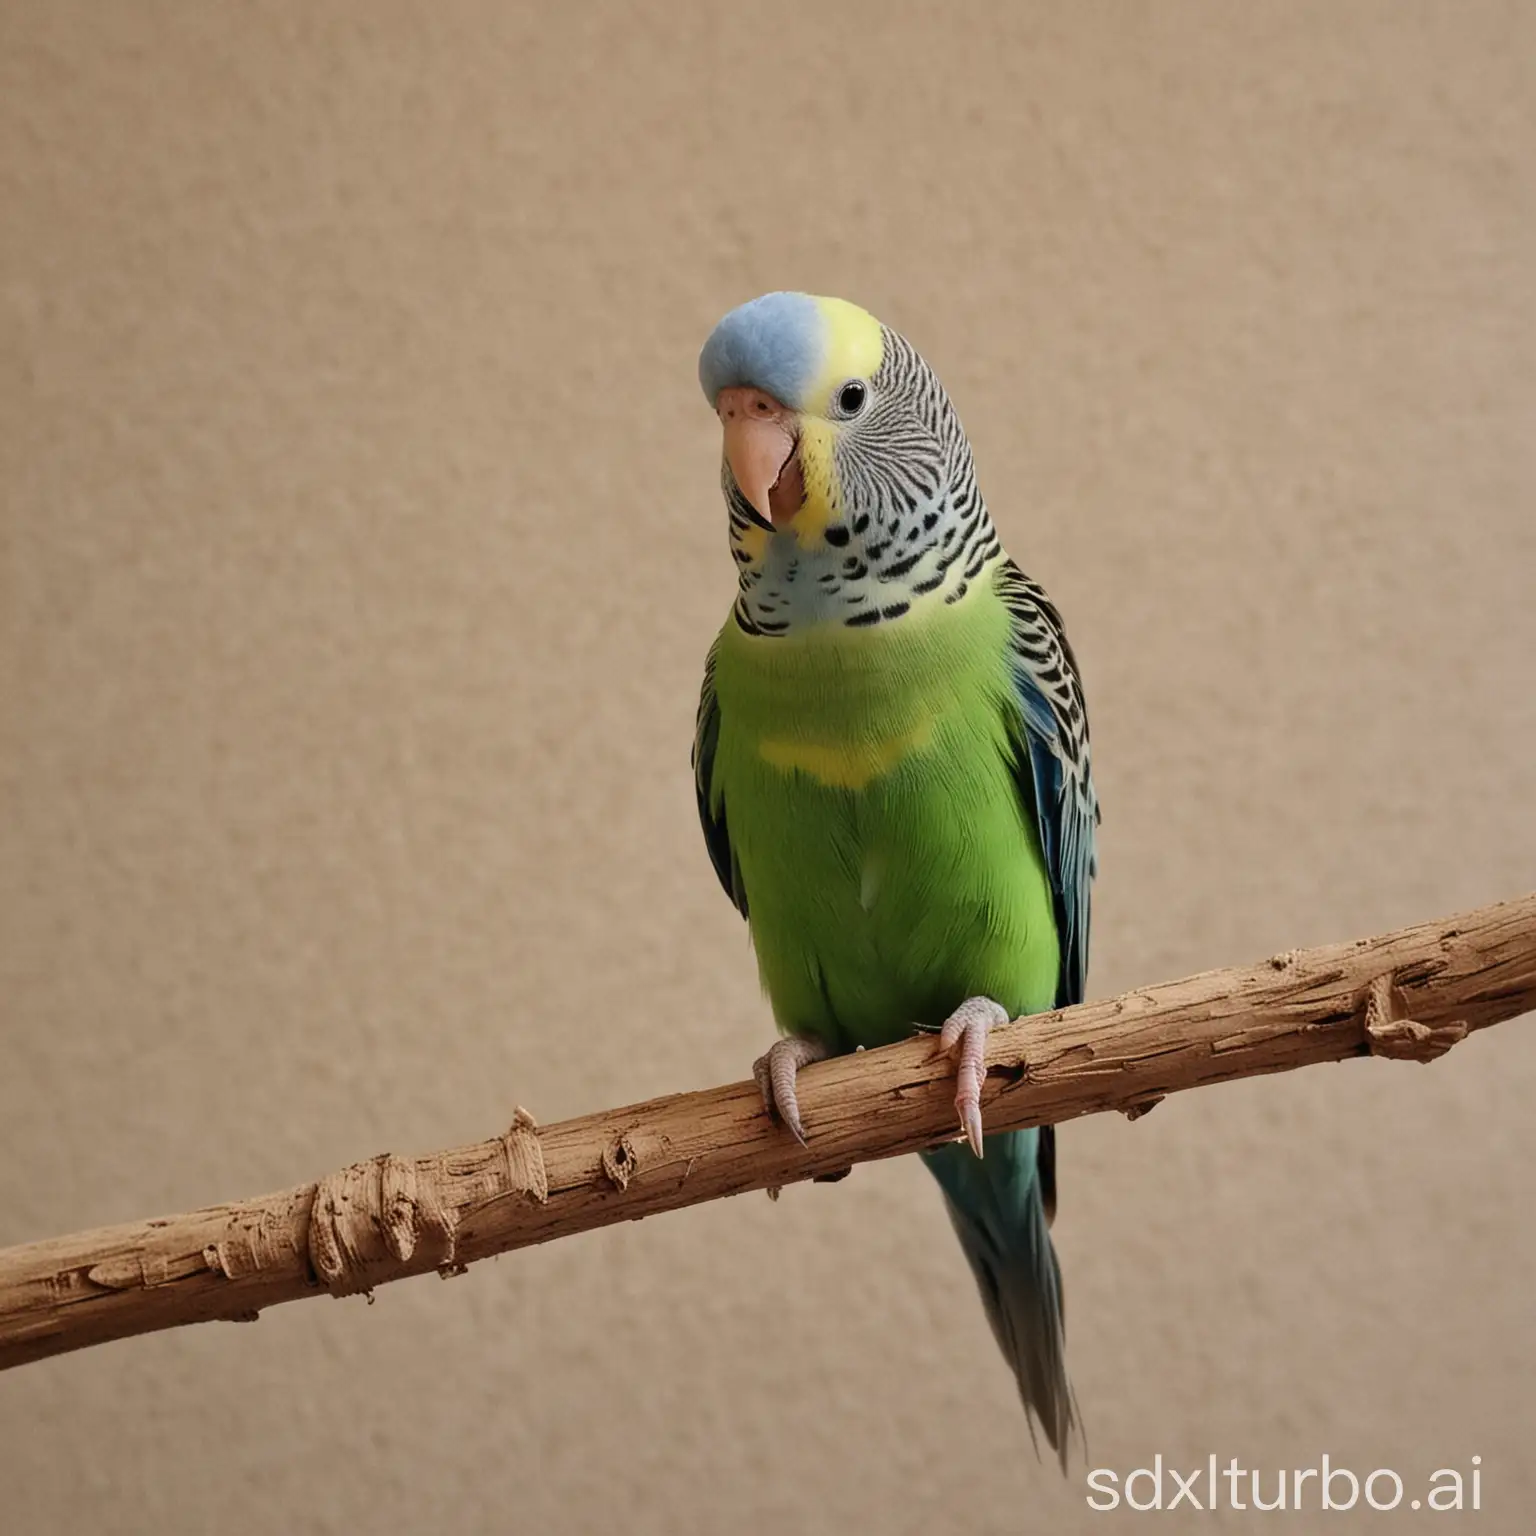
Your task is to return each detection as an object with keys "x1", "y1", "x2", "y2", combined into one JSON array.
[{"x1": 921, "y1": 1126, "x2": 1075, "y2": 1466}]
